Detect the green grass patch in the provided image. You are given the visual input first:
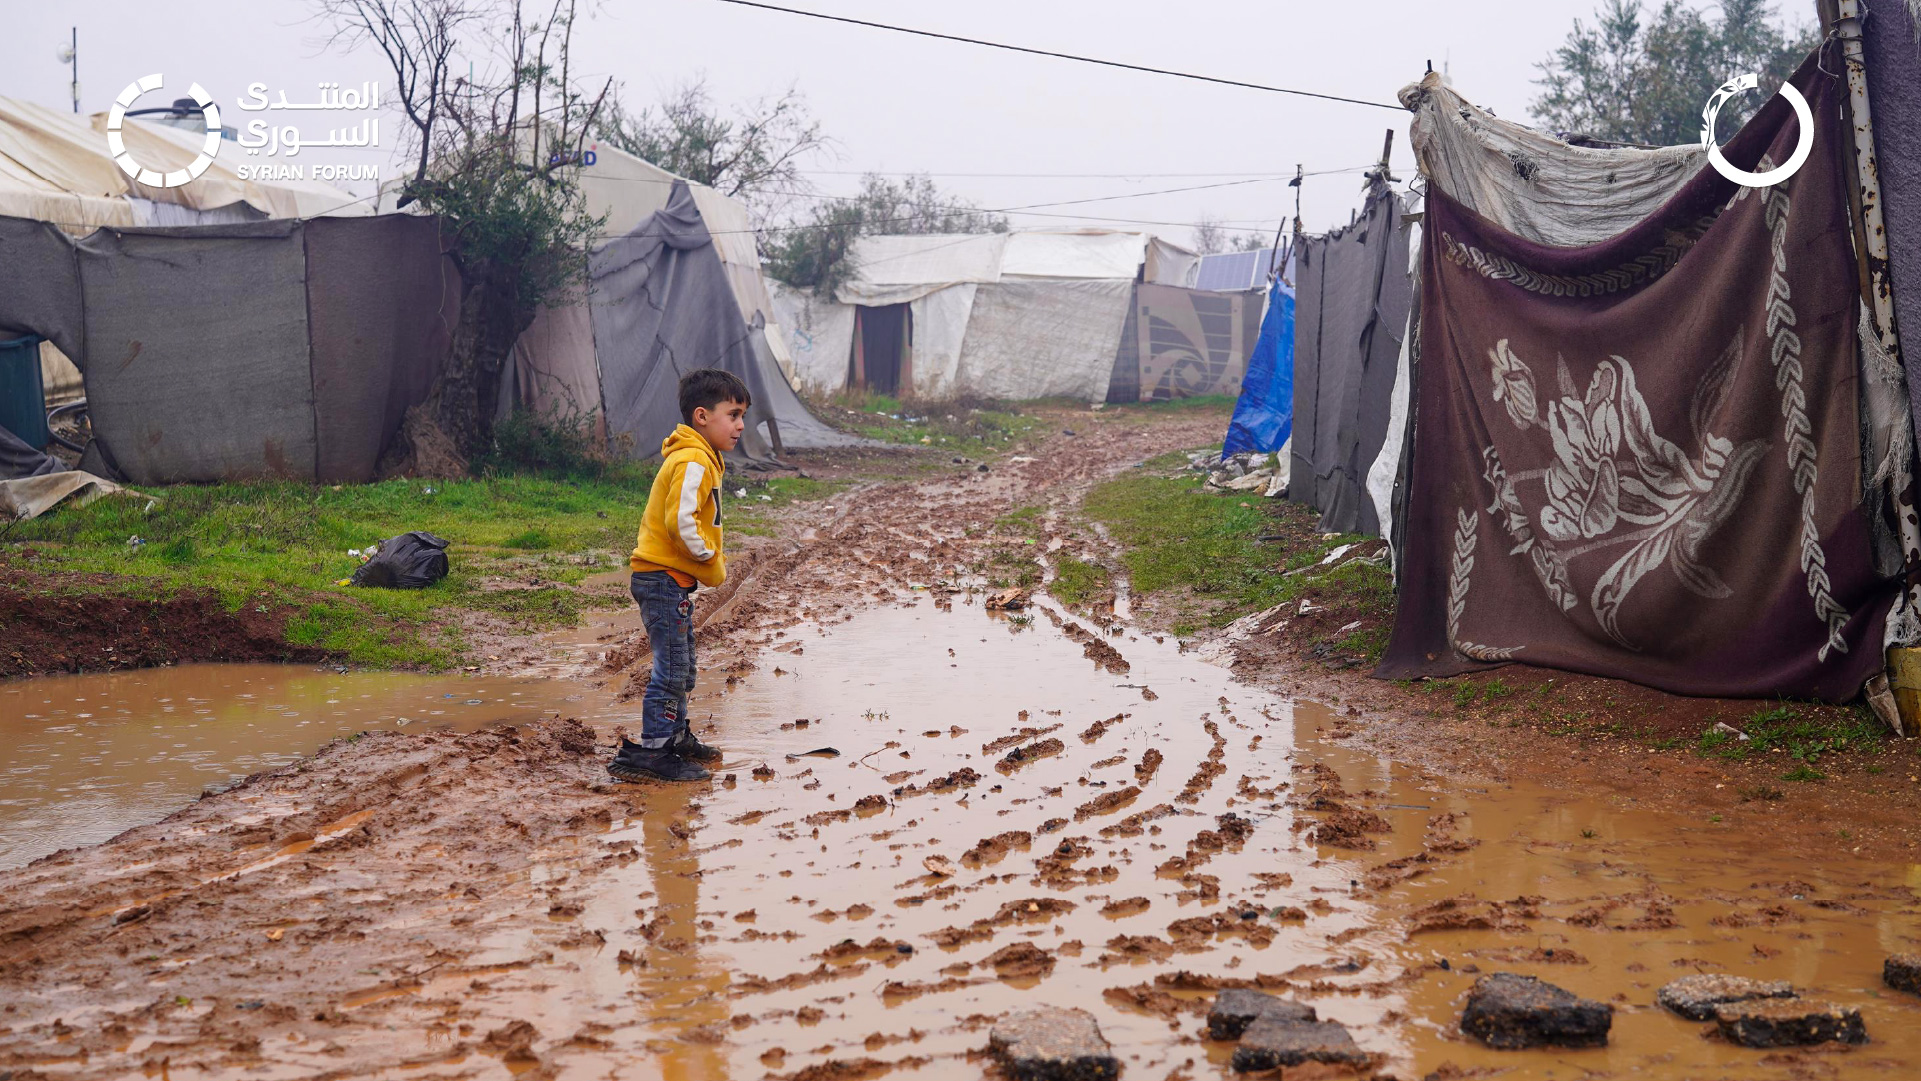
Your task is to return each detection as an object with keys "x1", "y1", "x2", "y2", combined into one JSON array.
[
  {"x1": 1694, "y1": 703, "x2": 1884, "y2": 765},
  {"x1": 1050, "y1": 556, "x2": 1111, "y2": 608},
  {"x1": 1084, "y1": 452, "x2": 1390, "y2": 629}
]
